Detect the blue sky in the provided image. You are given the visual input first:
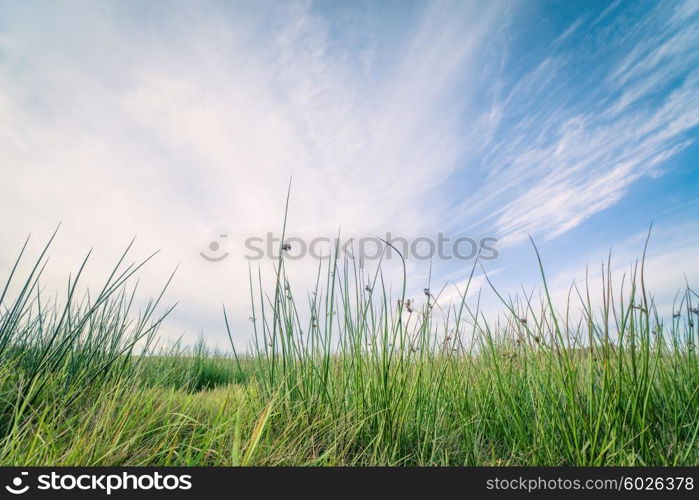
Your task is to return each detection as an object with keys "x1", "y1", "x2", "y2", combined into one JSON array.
[{"x1": 0, "y1": 0, "x2": 697, "y2": 348}]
